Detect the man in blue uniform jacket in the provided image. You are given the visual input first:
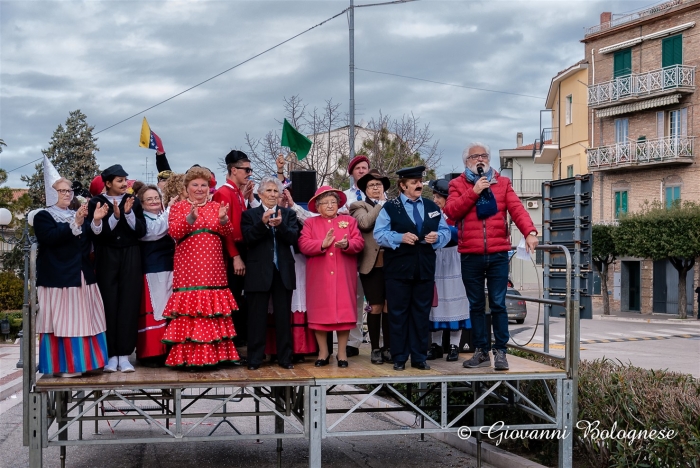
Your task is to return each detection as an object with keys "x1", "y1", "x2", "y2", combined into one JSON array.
[{"x1": 373, "y1": 166, "x2": 451, "y2": 371}]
